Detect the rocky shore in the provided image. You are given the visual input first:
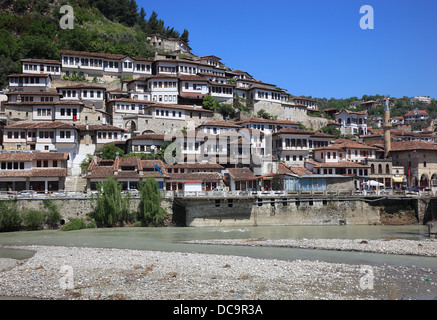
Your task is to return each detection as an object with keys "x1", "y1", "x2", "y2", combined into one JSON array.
[
  {"x1": 184, "y1": 238, "x2": 437, "y2": 257},
  {"x1": 0, "y1": 239, "x2": 436, "y2": 300}
]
